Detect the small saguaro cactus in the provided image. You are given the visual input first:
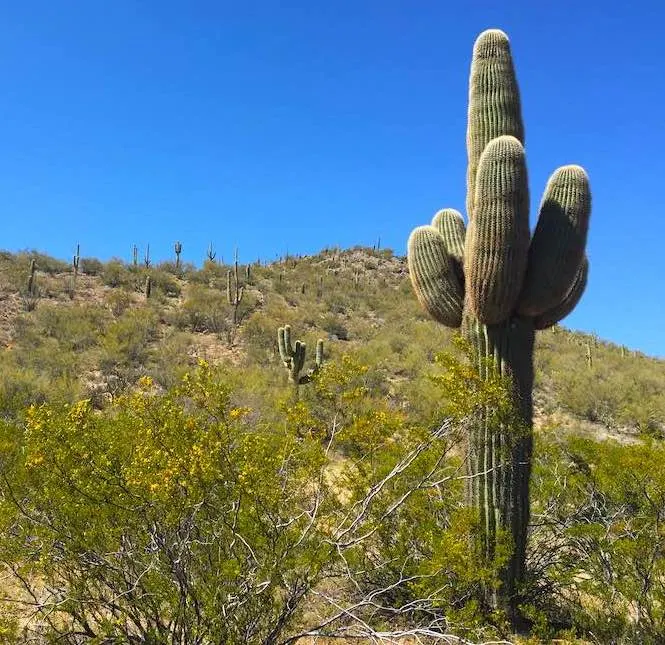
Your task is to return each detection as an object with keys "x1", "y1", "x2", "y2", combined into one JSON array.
[
  {"x1": 21, "y1": 258, "x2": 39, "y2": 310},
  {"x1": 145, "y1": 275, "x2": 152, "y2": 299},
  {"x1": 132, "y1": 244, "x2": 138, "y2": 267},
  {"x1": 206, "y1": 242, "x2": 216, "y2": 262},
  {"x1": 406, "y1": 29, "x2": 591, "y2": 619},
  {"x1": 27, "y1": 259, "x2": 37, "y2": 296},
  {"x1": 143, "y1": 245, "x2": 151, "y2": 269},
  {"x1": 72, "y1": 243, "x2": 80, "y2": 277},
  {"x1": 174, "y1": 241, "x2": 183, "y2": 268},
  {"x1": 277, "y1": 325, "x2": 324, "y2": 385},
  {"x1": 227, "y1": 248, "x2": 244, "y2": 325}
]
